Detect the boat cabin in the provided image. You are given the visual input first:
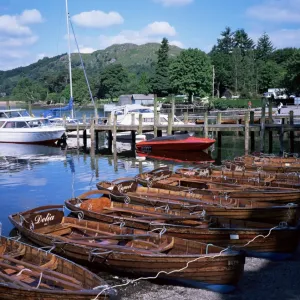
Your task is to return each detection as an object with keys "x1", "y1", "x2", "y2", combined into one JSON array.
[
  {"x1": 0, "y1": 118, "x2": 52, "y2": 129},
  {"x1": 0, "y1": 109, "x2": 30, "y2": 119}
]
